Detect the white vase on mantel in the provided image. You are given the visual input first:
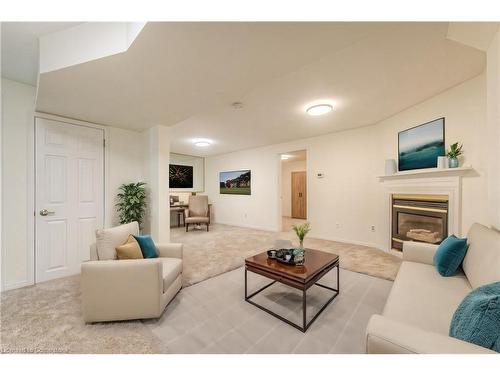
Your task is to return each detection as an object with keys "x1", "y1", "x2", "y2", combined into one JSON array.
[
  {"x1": 437, "y1": 156, "x2": 448, "y2": 169},
  {"x1": 385, "y1": 159, "x2": 397, "y2": 175}
]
